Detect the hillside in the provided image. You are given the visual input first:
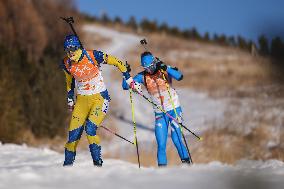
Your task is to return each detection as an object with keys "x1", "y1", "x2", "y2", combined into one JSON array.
[{"x1": 82, "y1": 23, "x2": 284, "y2": 166}]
